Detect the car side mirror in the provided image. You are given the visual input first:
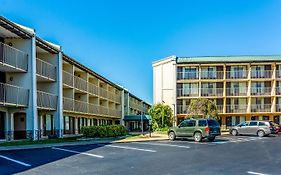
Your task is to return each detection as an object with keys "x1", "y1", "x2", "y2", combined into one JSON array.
[{"x1": 178, "y1": 126, "x2": 181, "y2": 128}]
